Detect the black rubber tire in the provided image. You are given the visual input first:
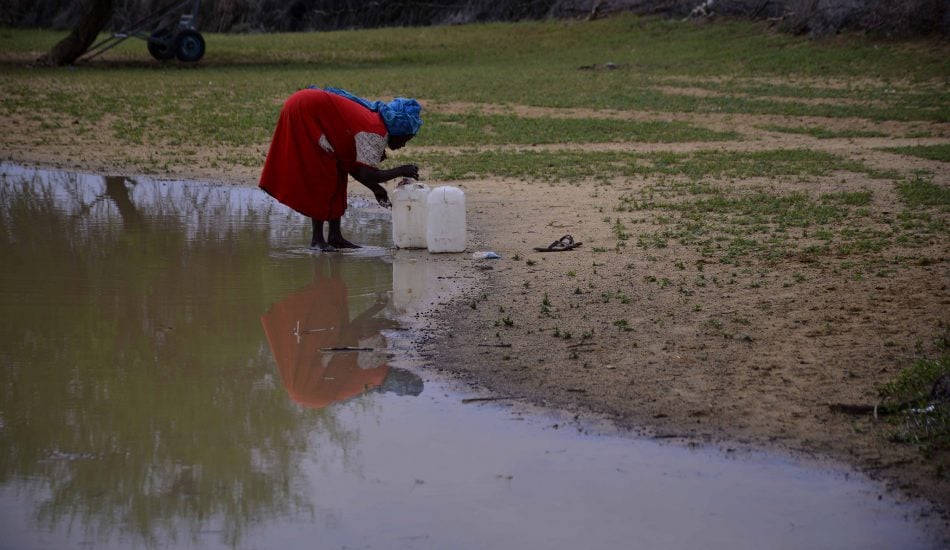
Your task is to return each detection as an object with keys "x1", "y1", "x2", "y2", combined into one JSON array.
[
  {"x1": 147, "y1": 29, "x2": 176, "y2": 61},
  {"x1": 174, "y1": 30, "x2": 205, "y2": 63}
]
